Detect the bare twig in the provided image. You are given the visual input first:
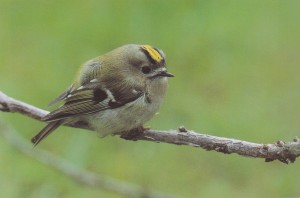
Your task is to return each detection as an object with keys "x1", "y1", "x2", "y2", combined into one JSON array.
[
  {"x1": 0, "y1": 120, "x2": 177, "y2": 198},
  {"x1": 1, "y1": 91, "x2": 300, "y2": 164}
]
